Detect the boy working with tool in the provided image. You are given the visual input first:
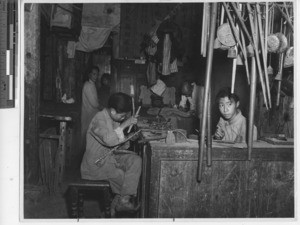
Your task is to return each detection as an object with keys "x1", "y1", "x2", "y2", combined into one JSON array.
[
  {"x1": 81, "y1": 92, "x2": 141, "y2": 213},
  {"x1": 178, "y1": 81, "x2": 204, "y2": 119},
  {"x1": 214, "y1": 87, "x2": 257, "y2": 143}
]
